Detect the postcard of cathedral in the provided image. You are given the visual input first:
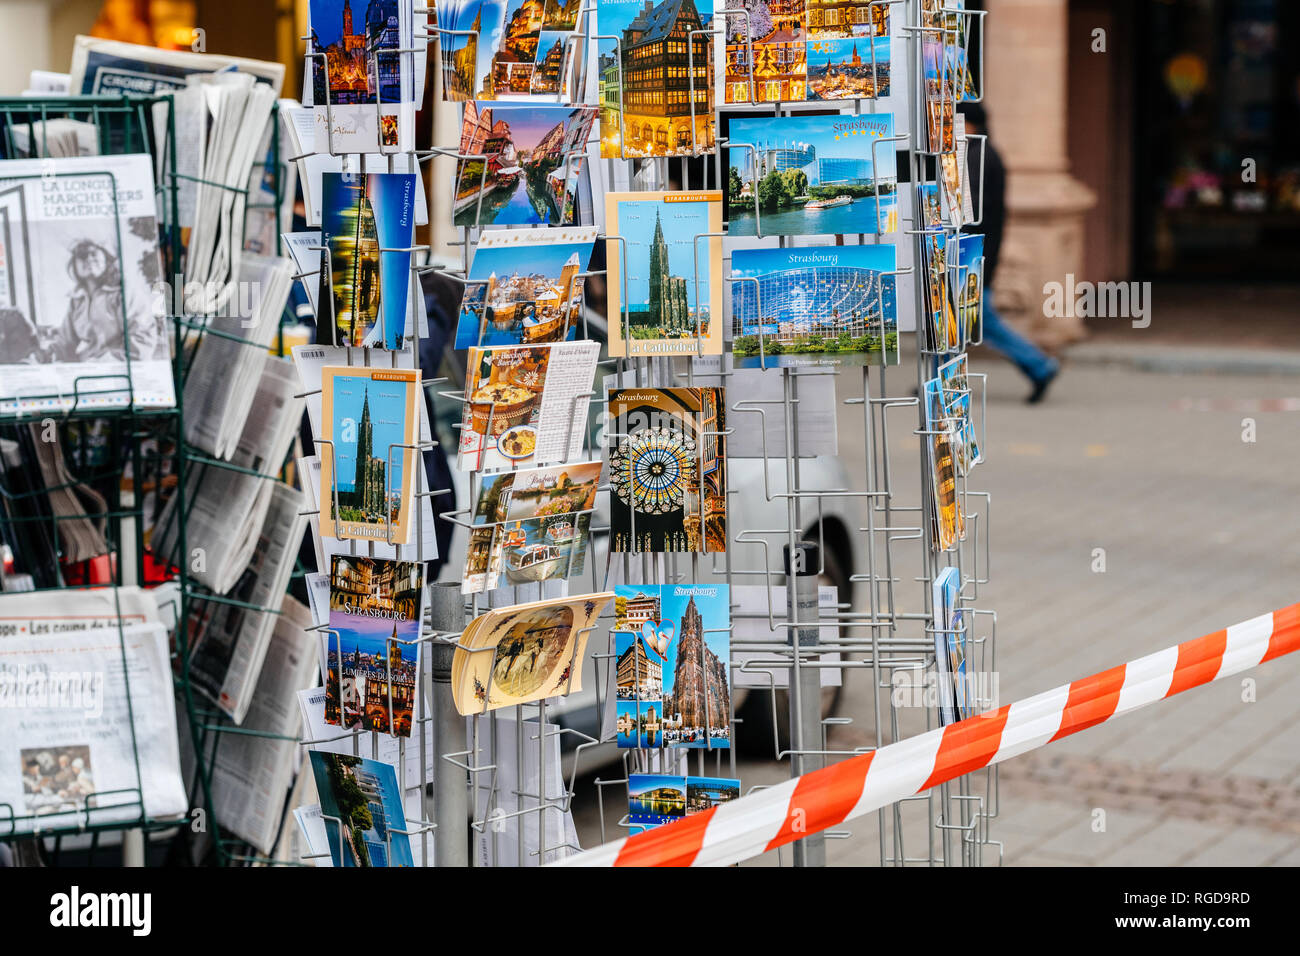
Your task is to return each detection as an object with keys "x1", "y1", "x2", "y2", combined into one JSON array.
[
  {"x1": 318, "y1": 365, "x2": 422, "y2": 545},
  {"x1": 614, "y1": 584, "x2": 732, "y2": 749},
  {"x1": 454, "y1": 226, "x2": 598, "y2": 349},
  {"x1": 308, "y1": 0, "x2": 415, "y2": 152},
  {"x1": 325, "y1": 555, "x2": 425, "y2": 737},
  {"x1": 605, "y1": 191, "x2": 724, "y2": 357},
  {"x1": 607, "y1": 387, "x2": 727, "y2": 554}
]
